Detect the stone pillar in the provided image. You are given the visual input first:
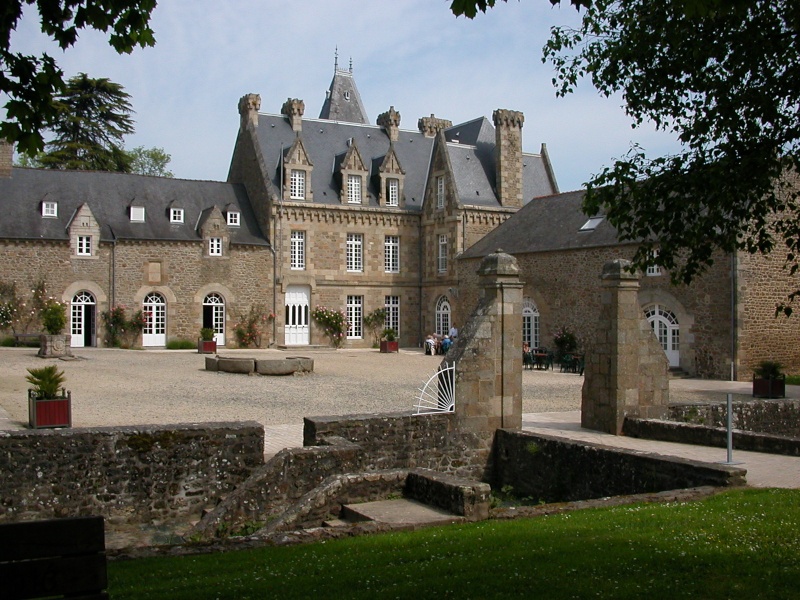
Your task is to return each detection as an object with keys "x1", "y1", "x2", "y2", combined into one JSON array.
[
  {"x1": 238, "y1": 94, "x2": 261, "y2": 131},
  {"x1": 281, "y1": 98, "x2": 305, "y2": 132},
  {"x1": 377, "y1": 106, "x2": 400, "y2": 142},
  {"x1": 451, "y1": 249, "x2": 523, "y2": 433},
  {"x1": 581, "y1": 259, "x2": 669, "y2": 435},
  {"x1": 418, "y1": 114, "x2": 453, "y2": 137},
  {"x1": 492, "y1": 109, "x2": 524, "y2": 208}
]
